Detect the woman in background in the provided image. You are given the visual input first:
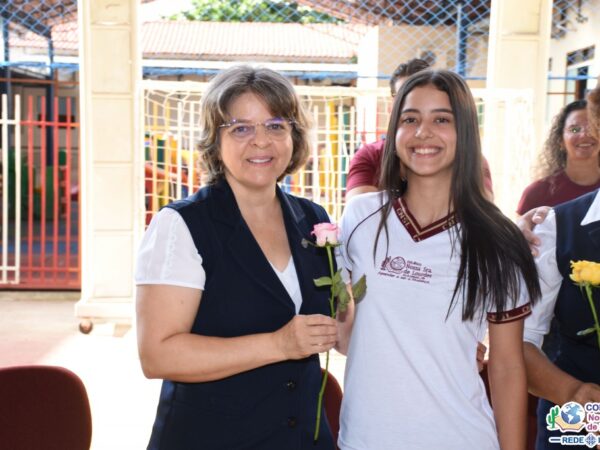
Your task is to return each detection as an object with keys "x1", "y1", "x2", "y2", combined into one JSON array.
[{"x1": 517, "y1": 99, "x2": 600, "y2": 215}]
